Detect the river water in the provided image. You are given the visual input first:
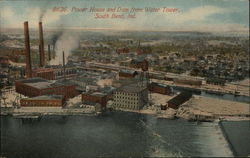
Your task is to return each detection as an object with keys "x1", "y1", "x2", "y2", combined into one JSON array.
[
  {"x1": 1, "y1": 112, "x2": 233, "y2": 157},
  {"x1": 172, "y1": 86, "x2": 250, "y2": 104}
]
